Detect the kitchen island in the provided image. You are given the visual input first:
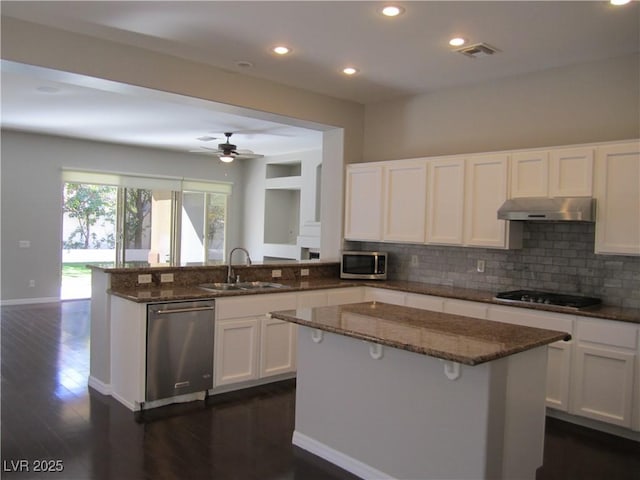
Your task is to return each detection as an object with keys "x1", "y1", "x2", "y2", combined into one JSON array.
[{"x1": 270, "y1": 302, "x2": 571, "y2": 480}]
